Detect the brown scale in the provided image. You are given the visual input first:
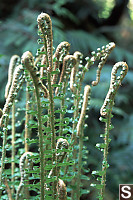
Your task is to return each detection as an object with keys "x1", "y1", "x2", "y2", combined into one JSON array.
[
  {"x1": 52, "y1": 41, "x2": 70, "y2": 85},
  {"x1": 70, "y1": 51, "x2": 83, "y2": 93},
  {"x1": 0, "y1": 65, "x2": 23, "y2": 127},
  {"x1": 37, "y1": 13, "x2": 53, "y2": 73},
  {"x1": 5, "y1": 55, "x2": 20, "y2": 99},
  {"x1": 92, "y1": 42, "x2": 116, "y2": 86},
  {"x1": 21, "y1": 51, "x2": 48, "y2": 98},
  {"x1": 55, "y1": 55, "x2": 76, "y2": 96},
  {"x1": 100, "y1": 61, "x2": 128, "y2": 117}
]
